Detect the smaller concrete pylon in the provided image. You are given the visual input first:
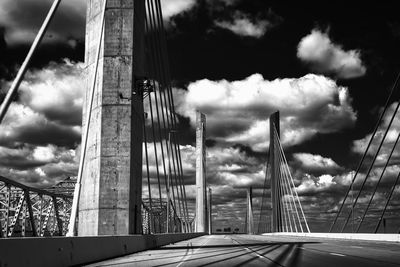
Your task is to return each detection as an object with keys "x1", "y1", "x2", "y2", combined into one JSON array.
[
  {"x1": 270, "y1": 111, "x2": 282, "y2": 232},
  {"x1": 246, "y1": 187, "x2": 254, "y2": 234},
  {"x1": 195, "y1": 111, "x2": 207, "y2": 233},
  {"x1": 207, "y1": 187, "x2": 212, "y2": 234}
]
